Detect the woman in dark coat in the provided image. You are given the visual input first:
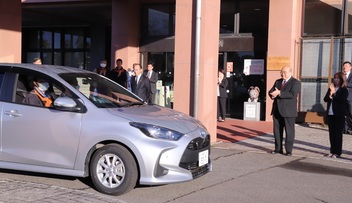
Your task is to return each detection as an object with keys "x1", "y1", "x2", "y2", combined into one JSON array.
[
  {"x1": 323, "y1": 72, "x2": 348, "y2": 158},
  {"x1": 217, "y1": 69, "x2": 228, "y2": 122}
]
